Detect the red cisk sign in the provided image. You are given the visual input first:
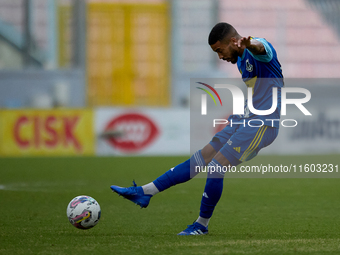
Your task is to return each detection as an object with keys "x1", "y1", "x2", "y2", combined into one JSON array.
[{"x1": 0, "y1": 110, "x2": 94, "y2": 156}]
